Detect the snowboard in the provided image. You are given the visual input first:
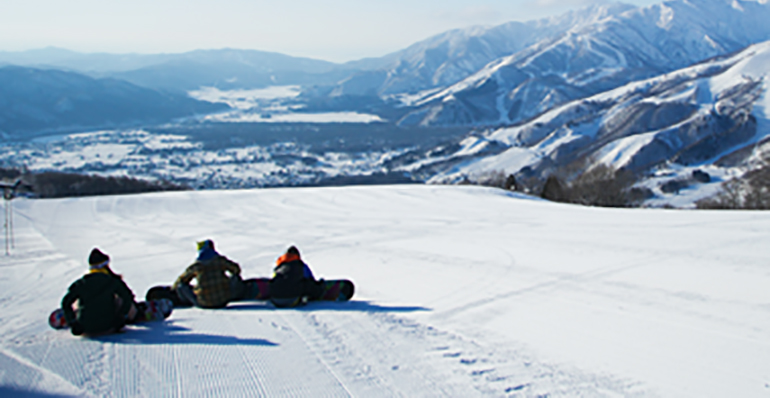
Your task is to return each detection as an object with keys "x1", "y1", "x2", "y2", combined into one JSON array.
[
  {"x1": 146, "y1": 278, "x2": 354, "y2": 305},
  {"x1": 317, "y1": 279, "x2": 355, "y2": 302},
  {"x1": 145, "y1": 285, "x2": 192, "y2": 307},
  {"x1": 49, "y1": 298, "x2": 174, "y2": 330},
  {"x1": 242, "y1": 278, "x2": 271, "y2": 300},
  {"x1": 146, "y1": 279, "x2": 272, "y2": 304},
  {"x1": 241, "y1": 278, "x2": 355, "y2": 302}
]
